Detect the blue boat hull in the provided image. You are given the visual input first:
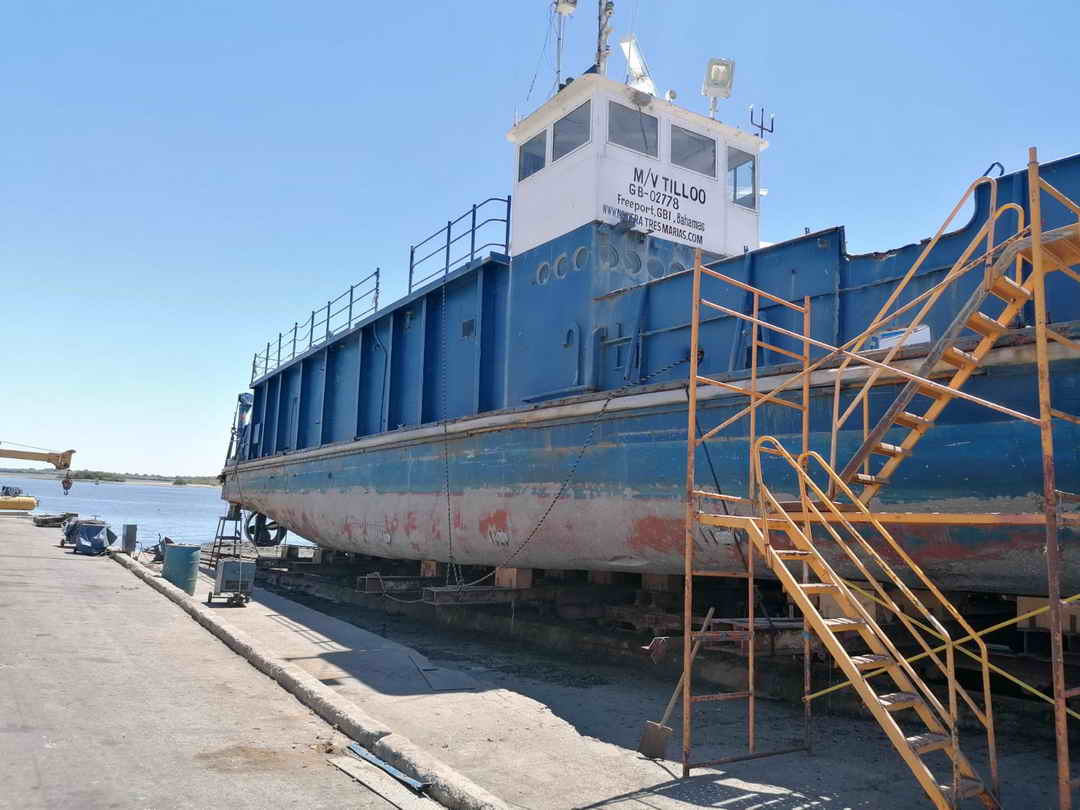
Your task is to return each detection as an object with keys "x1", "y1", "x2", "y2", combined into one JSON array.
[{"x1": 223, "y1": 338, "x2": 1080, "y2": 595}]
